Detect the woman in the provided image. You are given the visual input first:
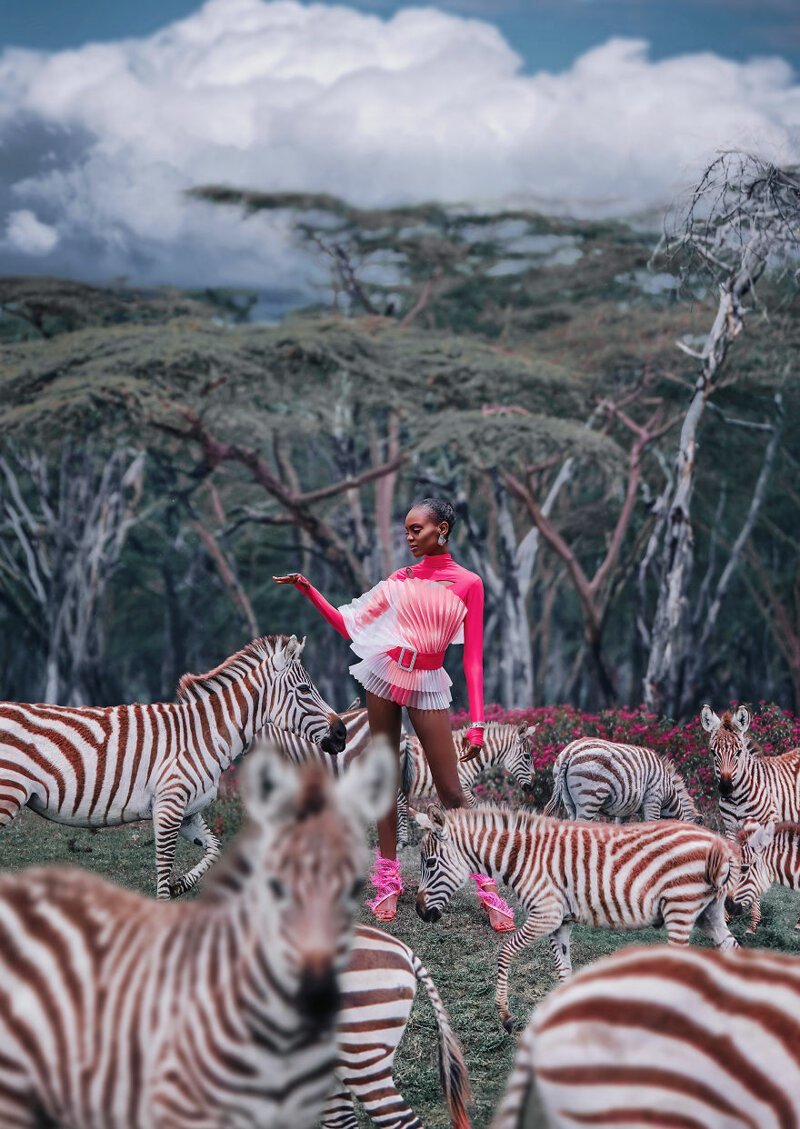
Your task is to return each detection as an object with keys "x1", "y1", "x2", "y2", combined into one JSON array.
[{"x1": 274, "y1": 497, "x2": 513, "y2": 930}]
